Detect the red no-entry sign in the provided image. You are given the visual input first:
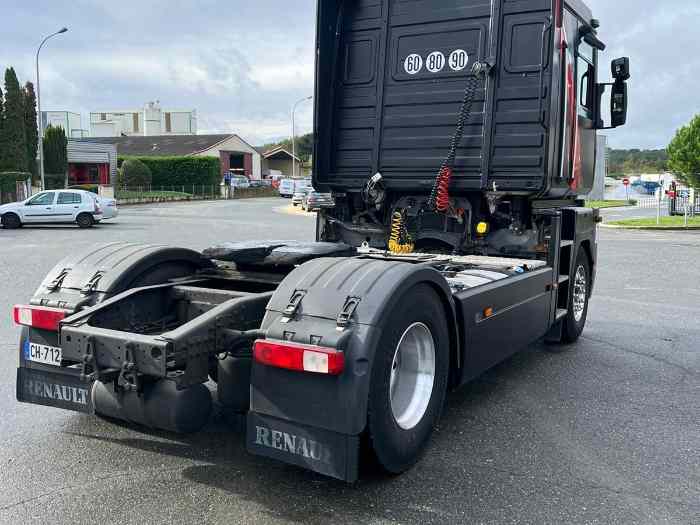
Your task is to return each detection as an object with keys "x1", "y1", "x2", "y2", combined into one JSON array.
[{"x1": 622, "y1": 178, "x2": 630, "y2": 186}]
